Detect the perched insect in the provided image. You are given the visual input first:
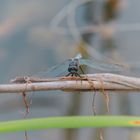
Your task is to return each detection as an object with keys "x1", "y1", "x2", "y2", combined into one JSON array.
[
  {"x1": 11, "y1": 53, "x2": 124, "y2": 83},
  {"x1": 36, "y1": 53, "x2": 123, "y2": 78}
]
